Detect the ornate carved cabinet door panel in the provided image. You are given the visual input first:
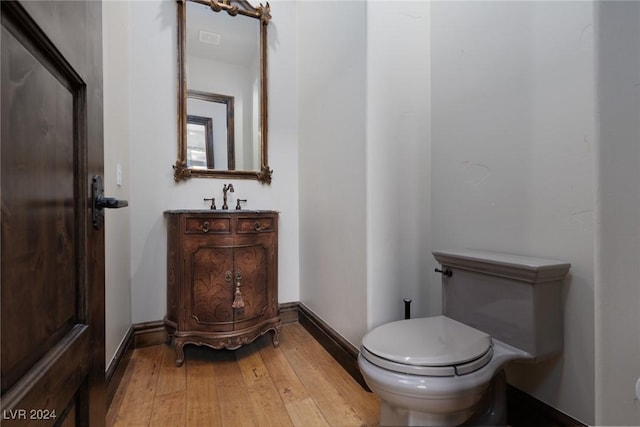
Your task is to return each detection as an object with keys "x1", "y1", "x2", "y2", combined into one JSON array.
[
  {"x1": 233, "y1": 241, "x2": 269, "y2": 328},
  {"x1": 188, "y1": 245, "x2": 234, "y2": 331}
]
